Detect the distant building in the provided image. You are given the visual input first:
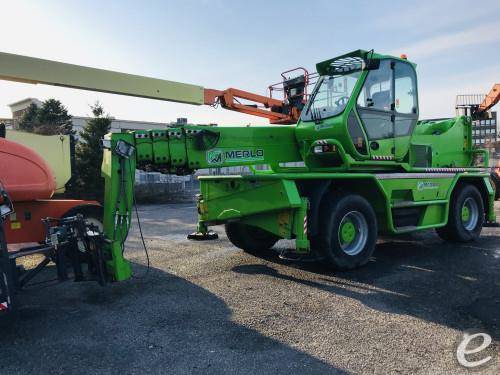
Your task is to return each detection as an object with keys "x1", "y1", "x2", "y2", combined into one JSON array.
[
  {"x1": 471, "y1": 112, "x2": 497, "y2": 148},
  {"x1": 4, "y1": 97, "x2": 170, "y2": 135},
  {"x1": 71, "y1": 116, "x2": 168, "y2": 136},
  {"x1": 0, "y1": 117, "x2": 13, "y2": 128},
  {"x1": 8, "y1": 98, "x2": 43, "y2": 128},
  {"x1": 176, "y1": 117, "x2": 188, "y2": 125},
  {"x1": 5, "y1": 98, "x2": 222, "y2": 137}
]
